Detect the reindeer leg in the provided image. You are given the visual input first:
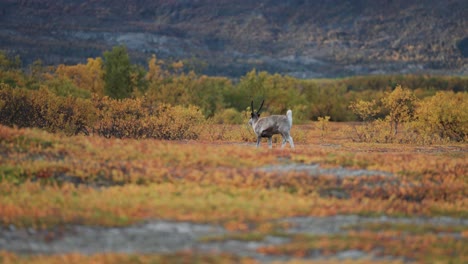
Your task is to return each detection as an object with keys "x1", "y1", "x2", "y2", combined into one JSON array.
[
  {"x1": 289, "y1": 136, "x2": 295, "y2": 149},
  {"x1": 256, "y1": 136, "x2": 261, "y2": 148},
  {"x1": 268, "y1": 137, "x2": 273, "y2": 149},
  {"x1": 281, "y1": 134, "x2": 287, "y2": 148}
]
